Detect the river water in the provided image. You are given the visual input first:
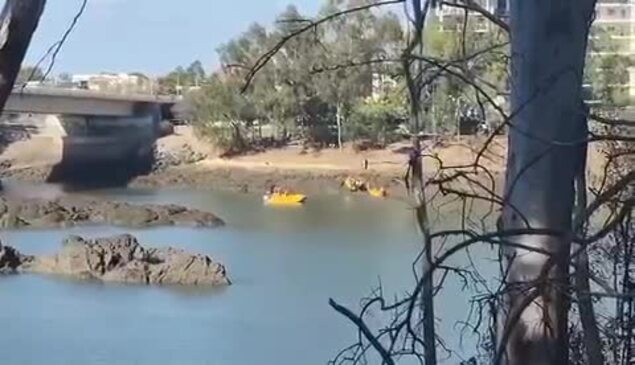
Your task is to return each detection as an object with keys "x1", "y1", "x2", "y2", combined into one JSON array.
[{"x1": 0, "y1": 188, "x2": 497, "y2": 365}]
